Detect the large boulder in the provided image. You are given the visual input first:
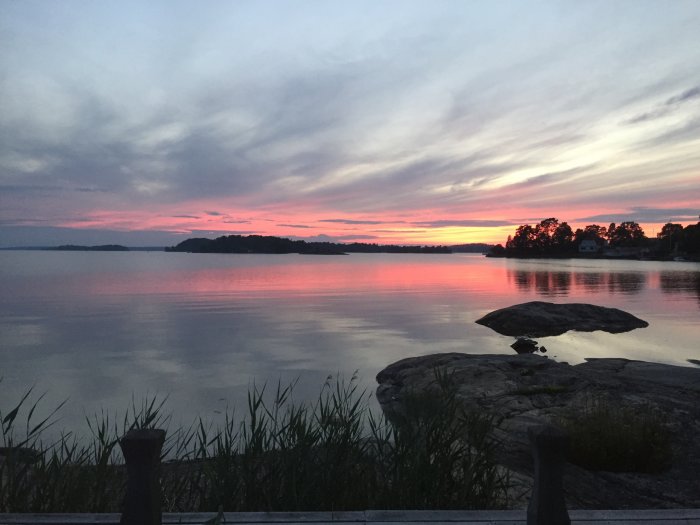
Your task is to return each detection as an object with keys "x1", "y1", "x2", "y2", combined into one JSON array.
[
  {"x1": 475, "y1": 301, "x2": 648, "y2": 337},
  {"x1": 376, "y1": 353, "x2": 700, "y2": 509}
]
